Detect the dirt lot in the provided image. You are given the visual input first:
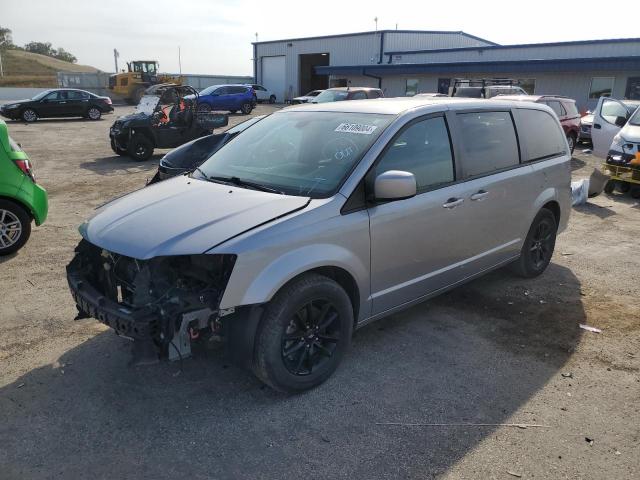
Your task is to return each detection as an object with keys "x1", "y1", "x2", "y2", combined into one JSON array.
[{"x1": 1, "y1": 105, "x2": 638, "y2": 479}]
